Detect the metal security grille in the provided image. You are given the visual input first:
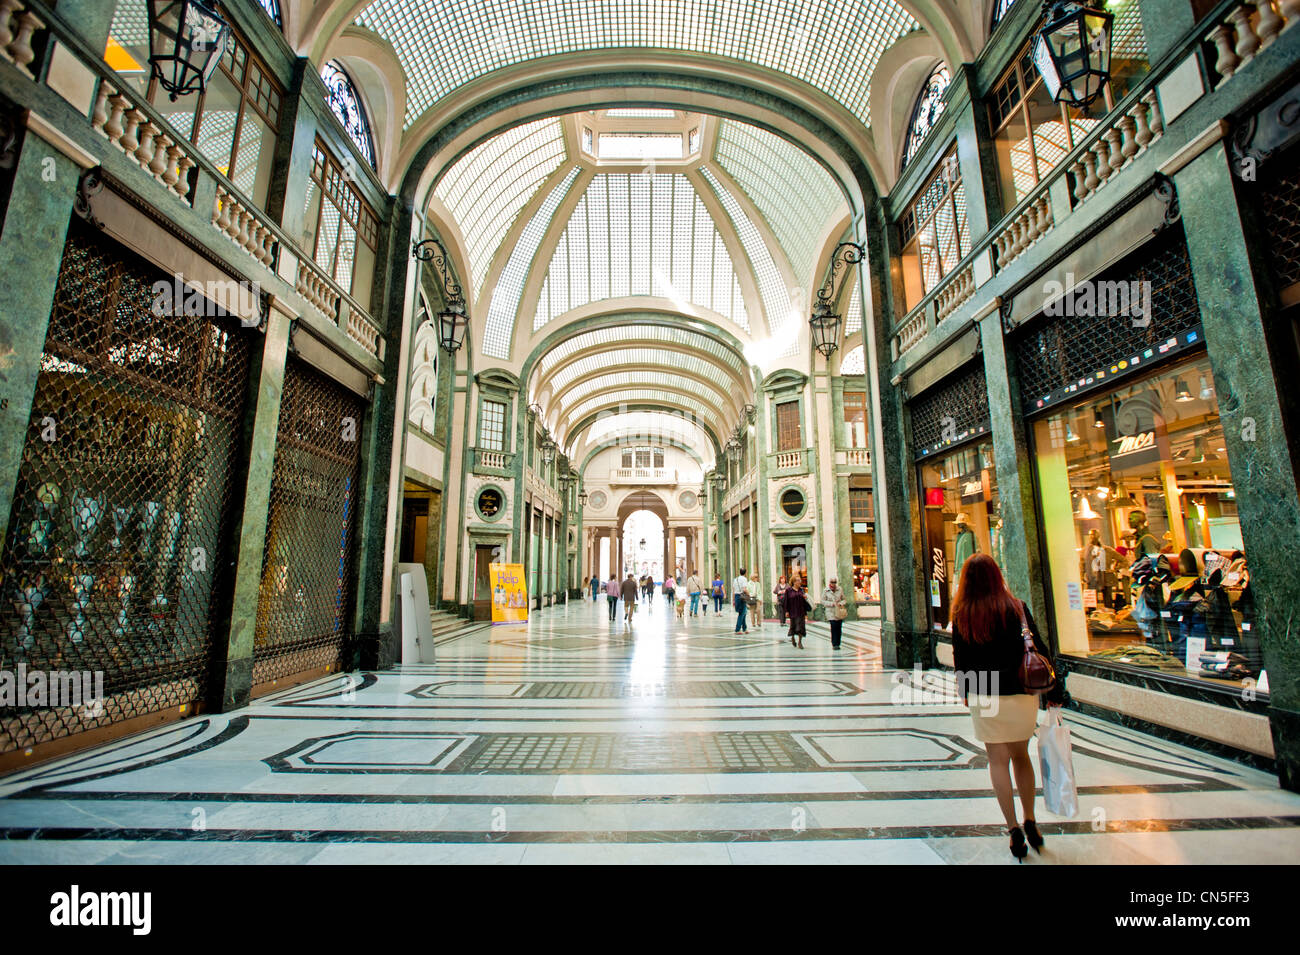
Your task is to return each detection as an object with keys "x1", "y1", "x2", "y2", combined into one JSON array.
[
  {"x1": 0, "y1": 221, "x2": 251, "y2": 755},
  {"x1": 253, "y1": 357, "x2": 365, "y2": 686},
  {"x1": 909, "y1": 363, "x2": 989, "y2": 454},
  {"x1": 1014, "y1": 226, "x2": 1201, "y2": 407},
  {"x1": 1259, "y1": 149, "x2": 1300, "y2": 294}
]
